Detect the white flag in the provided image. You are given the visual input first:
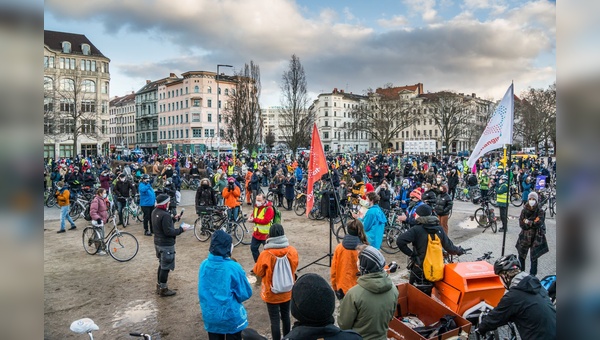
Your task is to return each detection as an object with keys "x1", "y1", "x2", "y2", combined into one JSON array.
[{"x1": 467, "y1": 84, "x2": 514, "y2": 169}]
